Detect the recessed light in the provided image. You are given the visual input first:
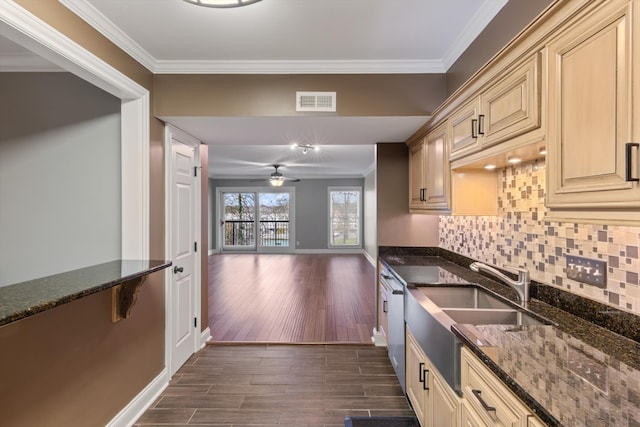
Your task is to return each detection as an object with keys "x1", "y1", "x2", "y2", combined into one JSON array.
[
  {"x1": 484, "y1": 164, "x2": 497, "y2": 170},
  {"x1": 507, "y1": 157, "x2": 522, "y2": 164}
]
